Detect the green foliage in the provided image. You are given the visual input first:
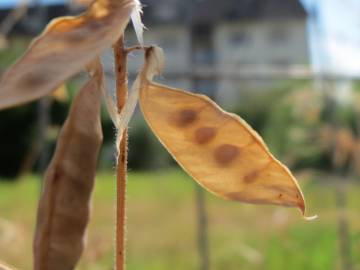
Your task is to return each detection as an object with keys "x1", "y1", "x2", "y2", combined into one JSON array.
[
  {"x1": 0, "y1": 96, "x2": 71, "y2": 178},
  {"x1": 3, "y1": 41, "x2": 360, "y2": 176},
  {"x1": 0, "y1": 104, "x2": 36, "y2": 178},
  {"x1": 0, "y1": 38, "x2": 29, "y2": 71},
  {"x1": 127, "y1": 116, "x2": 173, "y2": 170},
  {"x1": 229, "y1": 80, "x2": 329, "y2": 170},
  {"x1": 231, "y1": 85, "x2": 290, "y2": 134},
  {"x1": 264, "y1": 225, "x2": 337, "y2": 270},
  {"x1": 262, "y1": 91, "x2": 329, "y2": 170},
  {"x1": 1, "y1": 171, "x2": 360, "y2": 270}
]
